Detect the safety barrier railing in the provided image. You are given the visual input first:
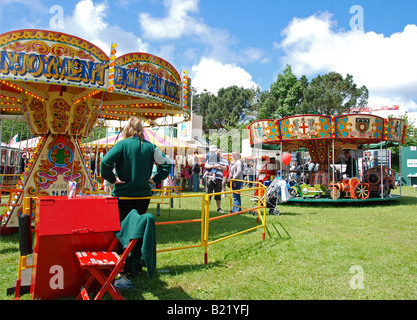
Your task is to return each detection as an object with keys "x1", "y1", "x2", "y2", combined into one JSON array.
[
  {"x1": 202, "y1": 181, "x2": 267, "y2": 263},
  {"x1": 229, "y1": 179, "x2": 266, "y2": 221},
  {"x1": 19, "y1": 181, "x2": 267, "y2": 264}
]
